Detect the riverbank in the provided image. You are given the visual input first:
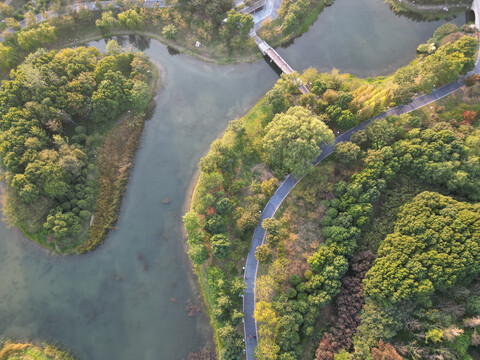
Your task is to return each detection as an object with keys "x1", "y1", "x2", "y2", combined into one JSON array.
[
  {"x1": 257, "y1": 0, "x2": 329, "y2": 48},
  {"x1": 77, "y1": 60, "x2": 161, "y2": 253},
  {"x1": 0, "y1": 340, "x2": 76, "y2": 359},
  {"x1": 388, "y1": 0, "x2": 471, "y2": 20}
]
